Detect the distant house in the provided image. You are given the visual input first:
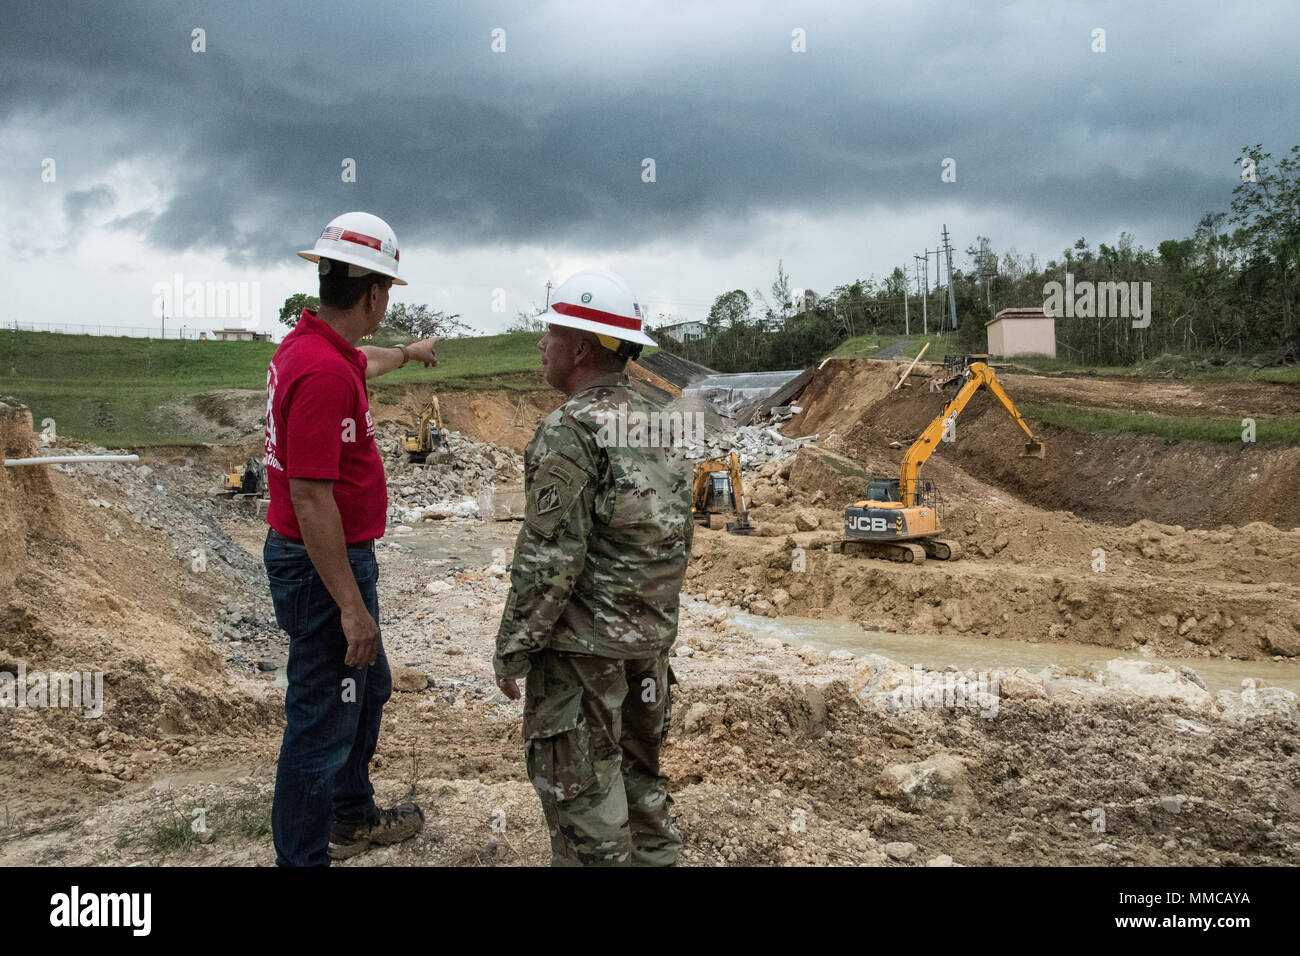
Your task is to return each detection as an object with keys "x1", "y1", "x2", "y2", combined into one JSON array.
[
  {"x1": 985, "y1": 308, "x2": 1056, "y2": 359},
  {"x1": 791, "y1": 289, "x2": 818, "y2": 313},
  {"x1": 655, "y1": 320, "x2": 709, "y2": 342},
  {"x1": 206, "y1": 328, "x2": 271, "y2": 342}
]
